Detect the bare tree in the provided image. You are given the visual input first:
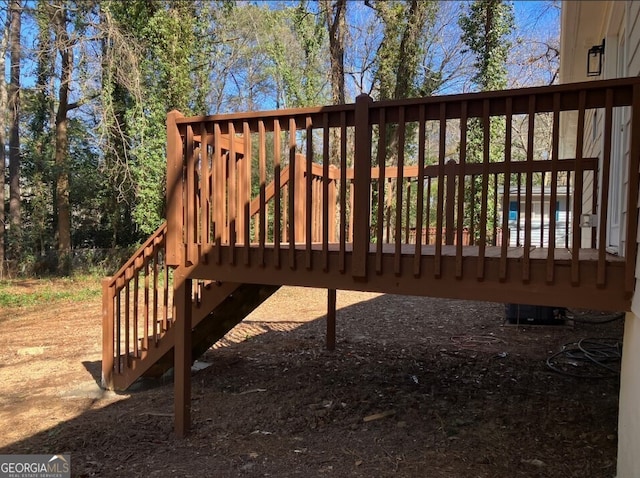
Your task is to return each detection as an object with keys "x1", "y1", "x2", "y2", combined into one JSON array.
[
  {"x1": 8, "y1": 0, "x2": 21, "y2": 260},
  {"x1": 0, "y1": 6, "x2": 9, "y2": 275},
  {"x1": 320, "y1": 0, "x2": 346, "y2": 105}
]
